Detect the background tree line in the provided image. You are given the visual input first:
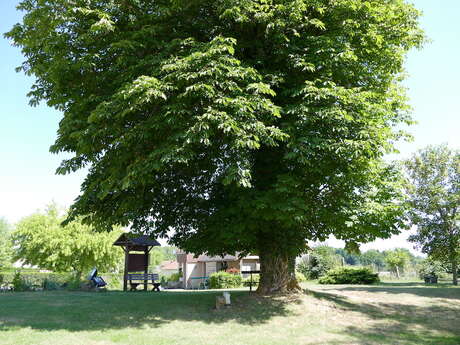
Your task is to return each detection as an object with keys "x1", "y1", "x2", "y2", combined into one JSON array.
[
  {"x1": 0, "y1": 205, "x2": 176, "y2": 278},
  {"x1": 297, "y1": 245, "x2": 429, "y2": 280}
]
